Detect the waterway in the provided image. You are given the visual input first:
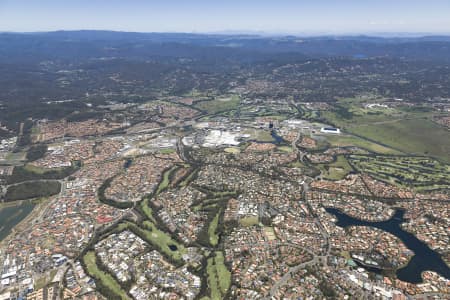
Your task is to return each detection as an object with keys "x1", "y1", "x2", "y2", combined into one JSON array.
[
  {"x1": 326, "y1": 207, "x2": 450, "y2": 283},
  {"x1": 124, "y1": 158, "x2": 133, "y2": 169},
  {"x1": 168, "y1": 244, "x2": 178, "y2": 251},
  {"x1": 250, "y1": 130, "x2": 286, "y2": 145},
  {"x1": 0, "y1": 201, "x2": 35, "y2": 241},
  {"x1": 270, "y1": 130, "x2": 285, "y2": 144}
]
